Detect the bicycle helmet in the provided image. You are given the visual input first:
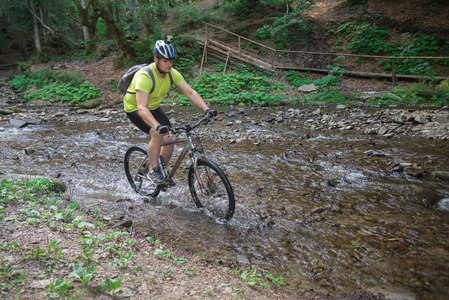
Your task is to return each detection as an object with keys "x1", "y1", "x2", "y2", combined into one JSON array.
[{"x1": 154, "y1": 38, "x2": 177, "y2": 60}]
